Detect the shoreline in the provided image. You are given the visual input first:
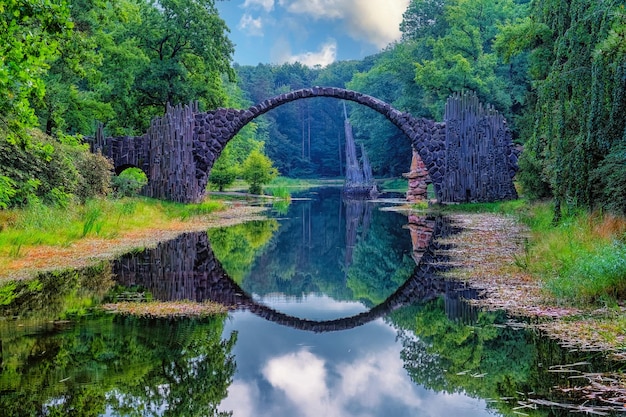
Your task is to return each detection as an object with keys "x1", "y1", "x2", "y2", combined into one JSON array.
[
  {"x1": 441, "y1": 212, "x2": 626, "y2": 359},
  {"x1": 0, "y1": 204, "x2": 269, "y2": 282}
]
